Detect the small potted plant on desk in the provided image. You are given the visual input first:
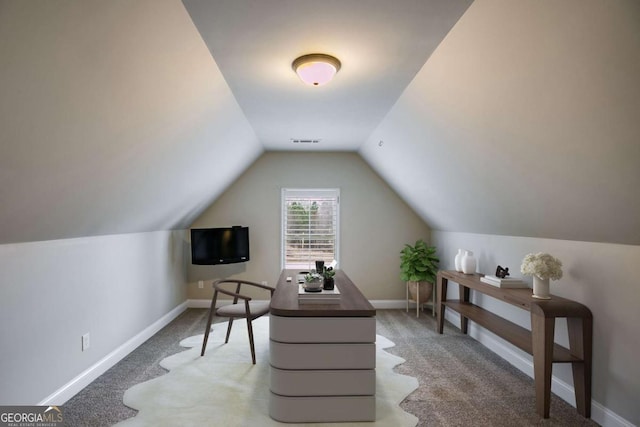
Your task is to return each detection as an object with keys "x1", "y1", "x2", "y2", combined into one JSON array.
[
  {"x1": 303, "y1": 272, "x2": 323, "y2": 292},
  {"x1": 400, "y1": 239, "x2": 439, "y2": 316},
  {"x1": 322, "y1": 267, "x2": 336, "y2": 290}
]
